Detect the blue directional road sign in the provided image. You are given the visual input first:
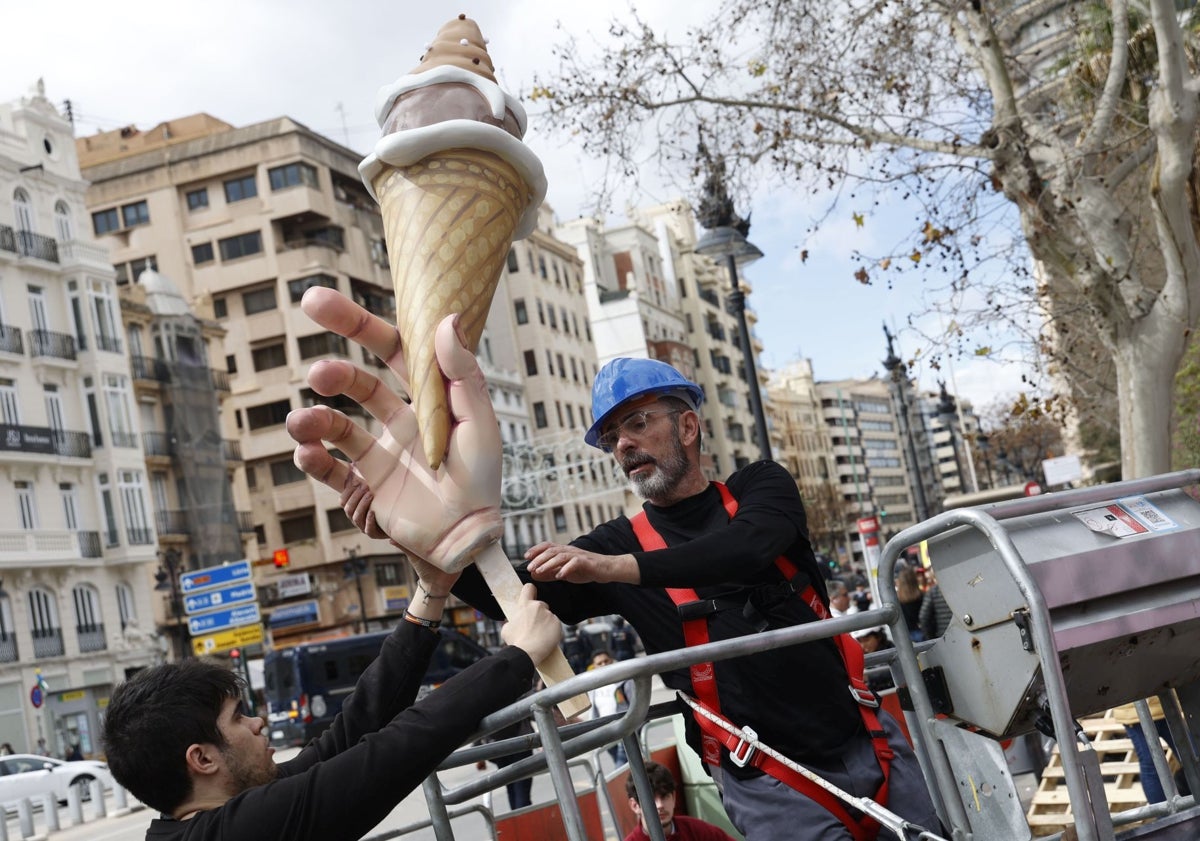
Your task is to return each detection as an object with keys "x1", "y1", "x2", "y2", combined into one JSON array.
[
  {"x1": 188, "y1": 603, "x2": 262, "y2": 636},
  {"x1": 183, "y1": 582, "x2": 256, "y2": 616},
  {"x1": 180, "y1": 560, "x2": 251, "y2": 594}
]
